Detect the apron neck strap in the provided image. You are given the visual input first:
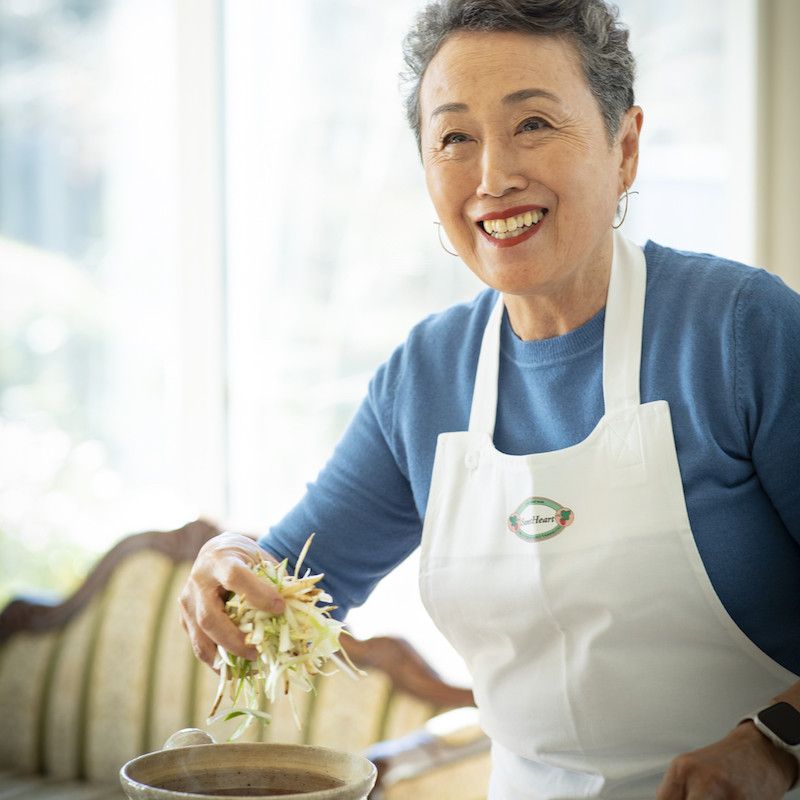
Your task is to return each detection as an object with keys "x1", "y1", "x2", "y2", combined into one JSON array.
[
  {"x1": 603, "y1": 230, "x2": 646, "y2": 414},
  {"x1": 468, "y1": 230, "x2": 647, "y2": 435},
  {"x1": 468, "y1": 293, "x2": 505, "y2": 436}
]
